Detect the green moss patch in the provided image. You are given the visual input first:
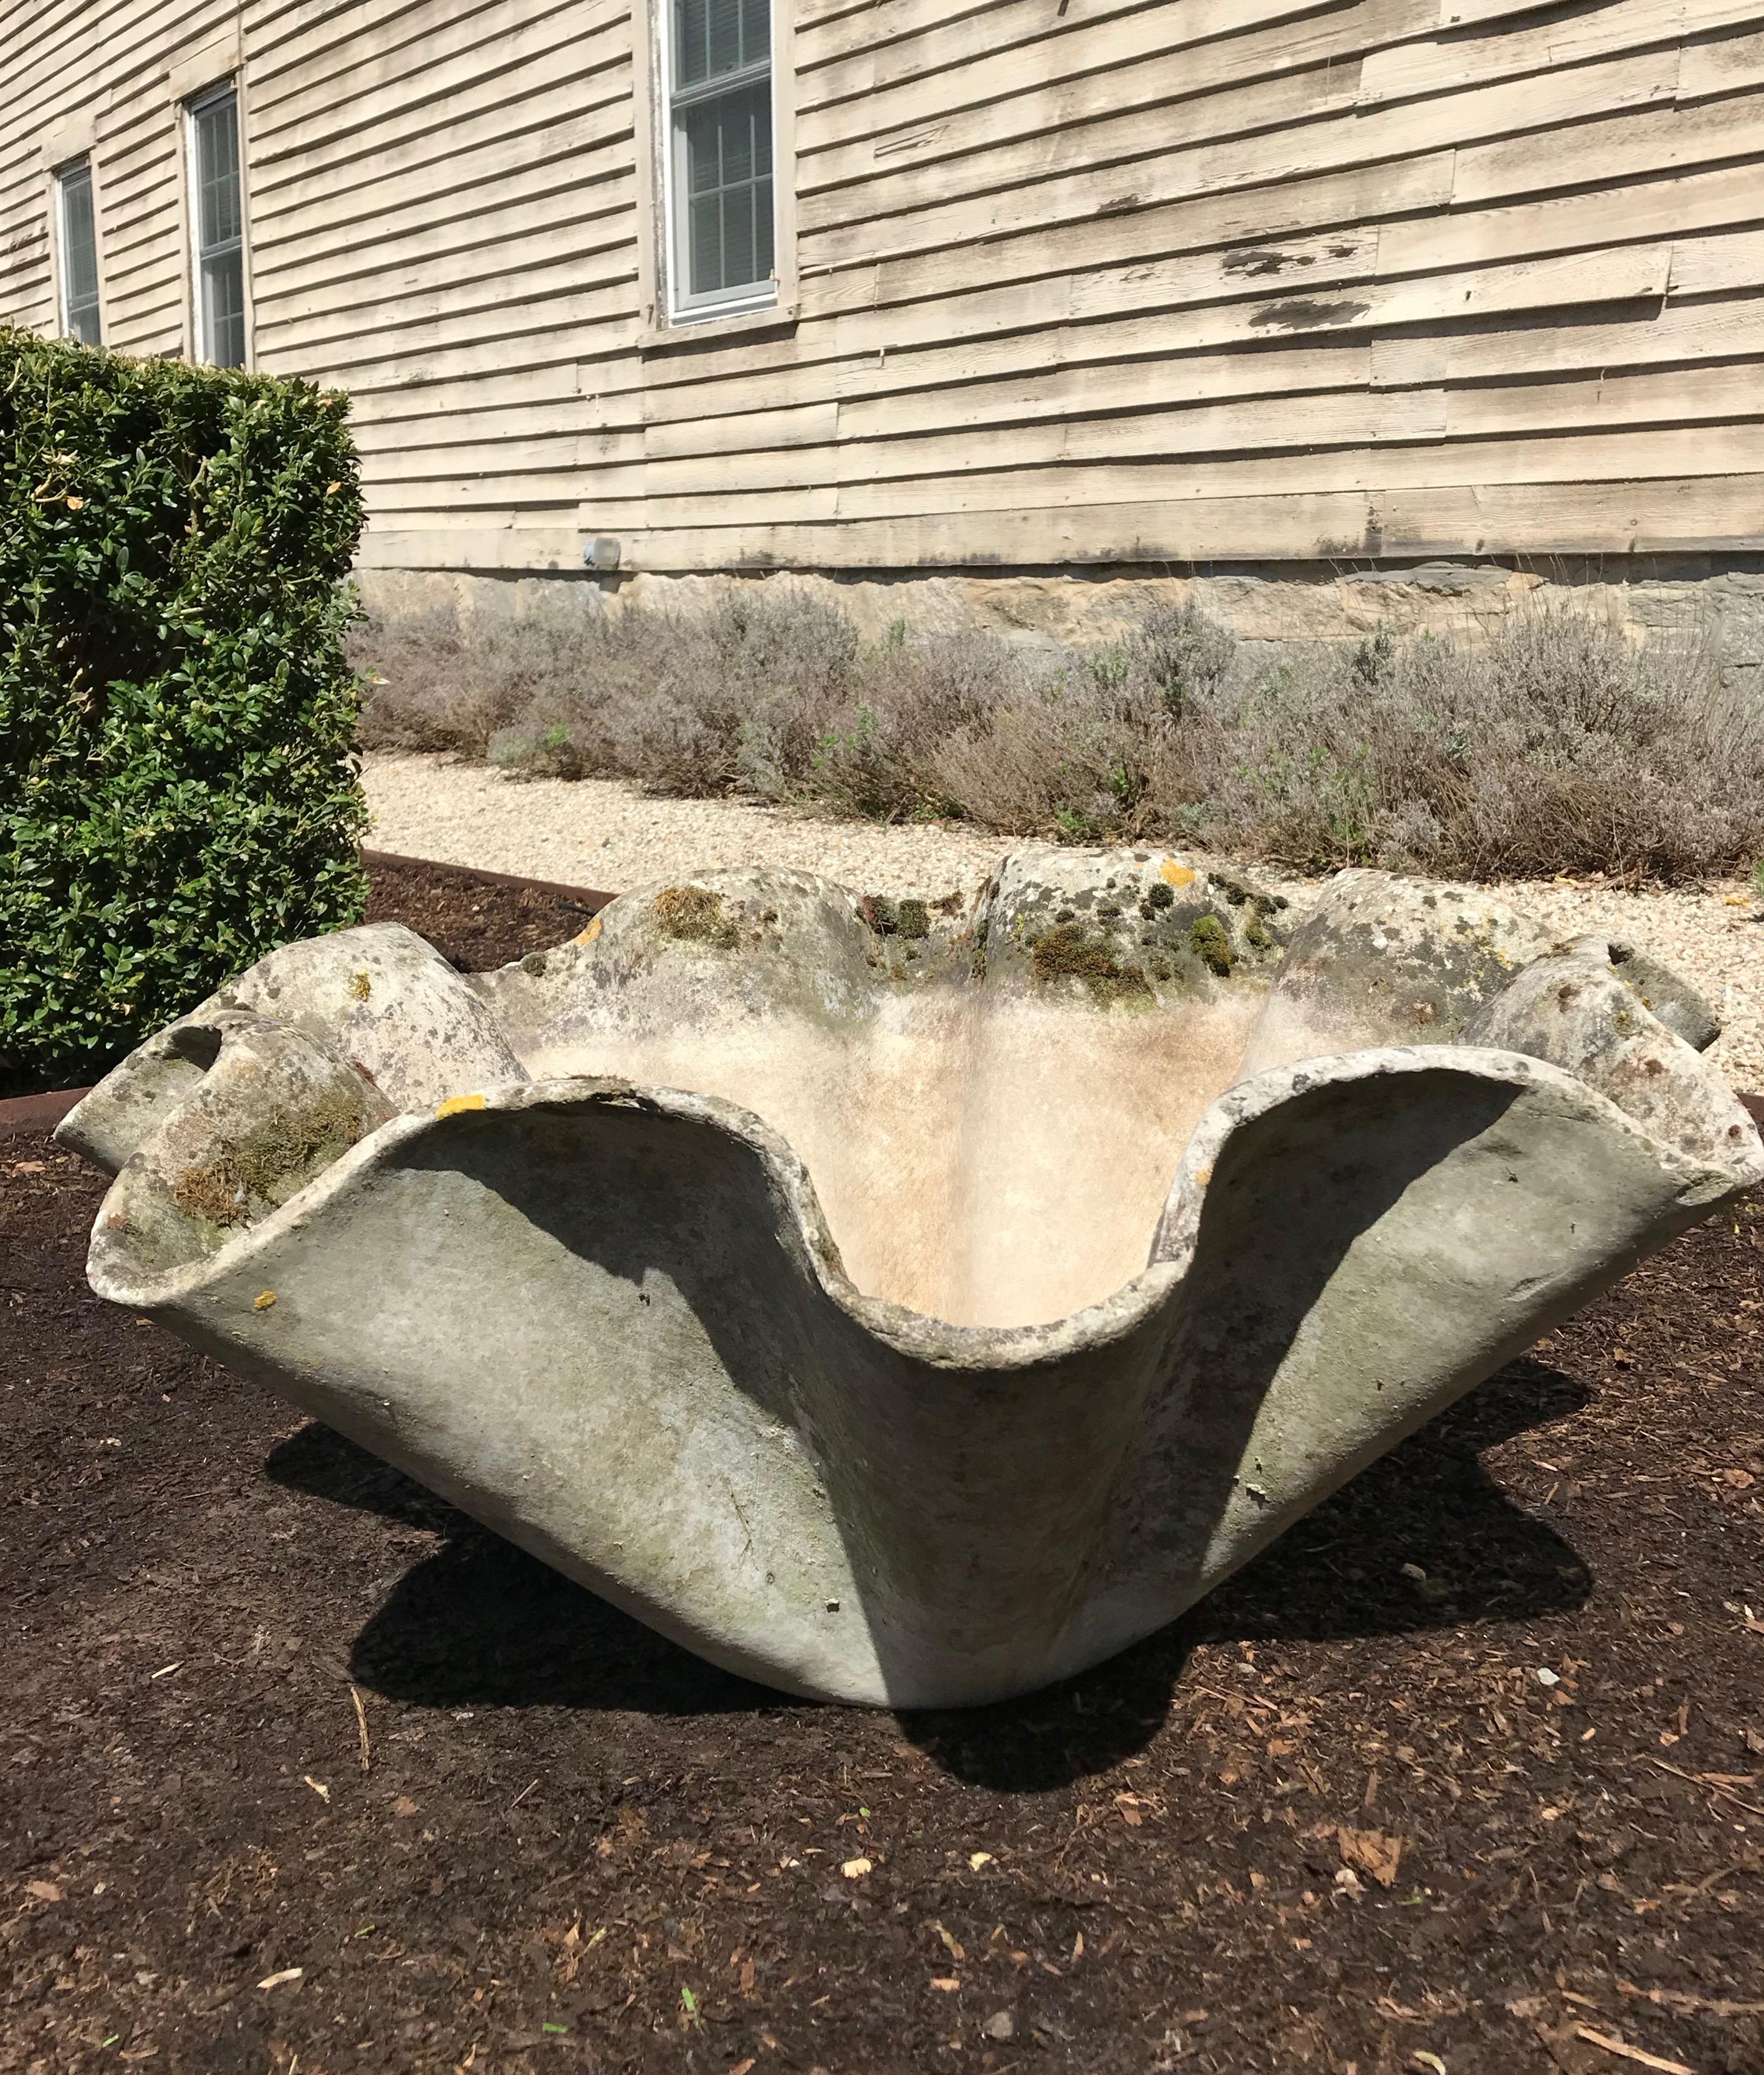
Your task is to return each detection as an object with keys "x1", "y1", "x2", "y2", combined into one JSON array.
[
  {"x1": 1030, "y1": 922, "x2": 1153, "y2": 1005},
  {"x1": 861, "y1": 894, "x2": 931, "y2": 941},
  {"x1": 170, "y1": 1085, "x2": 371, "y2": 1232},
  {"x1": 653, "y1": 885, "x2": 739, "y2": 949},
  {"x1": 1189, "y1": 914, "x2": 1235, "y2": 977}
]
